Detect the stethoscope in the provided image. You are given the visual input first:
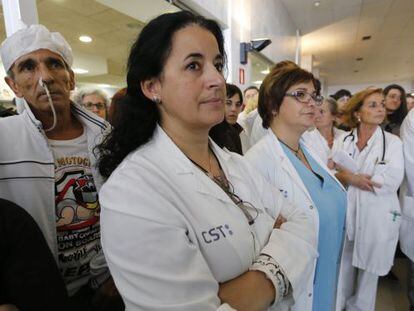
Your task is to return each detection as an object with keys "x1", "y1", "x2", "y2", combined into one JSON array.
[{"x1": 342, "y1": 128, "x2": 386, "y2": 164}]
